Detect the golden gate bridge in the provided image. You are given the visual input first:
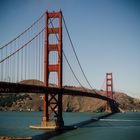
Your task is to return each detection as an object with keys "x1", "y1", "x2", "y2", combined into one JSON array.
[{"x1": 0, "y1": 10, "x2": 119, "y2": 129}]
